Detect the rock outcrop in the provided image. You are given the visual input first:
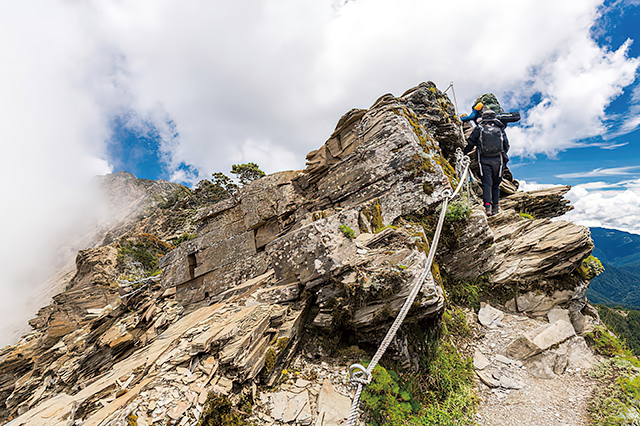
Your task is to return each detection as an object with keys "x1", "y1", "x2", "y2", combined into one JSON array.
[{"x1": 0, "y1": 82, "x2": 601, "y2": 425}]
